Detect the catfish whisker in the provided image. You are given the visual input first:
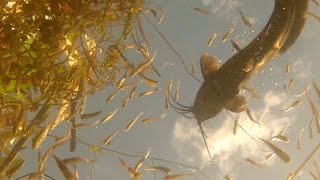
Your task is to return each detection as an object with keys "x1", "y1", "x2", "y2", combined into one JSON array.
[{"x1": 169, "y1": 93, "x2": 192, "y2": 109}]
